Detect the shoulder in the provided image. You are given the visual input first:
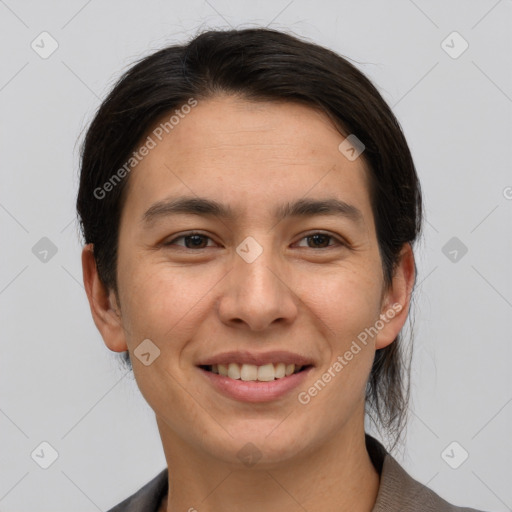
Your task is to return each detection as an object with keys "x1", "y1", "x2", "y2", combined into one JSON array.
[
  {"x1": 375, "y1": 454, "x2": 487, "y2": 512},
  {"x1": 105, "y1": 439, "x2": 490, "y2": 512},
  {"x1": 106, "y1": 468, "x2": 168, "y2": 512},
  {"x1": 366, "y1": 434, "x2": 489, "y2": 512}
]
